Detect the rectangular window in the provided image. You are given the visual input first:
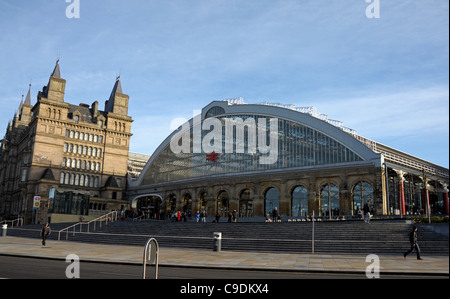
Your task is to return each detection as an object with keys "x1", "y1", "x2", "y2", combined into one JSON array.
[{"x1": 21, "y1": 169, "x2": 27, "y2": 182}]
